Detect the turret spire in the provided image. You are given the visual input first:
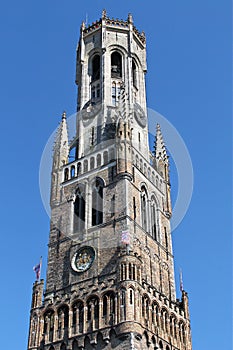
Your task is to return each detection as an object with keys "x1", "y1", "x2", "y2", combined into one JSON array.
[
  {"x1": 154, "y1": 123, "x2": 168, "y2": 162},
  {"x1": 53, "y1": 111, "x2": 69, "y2": 169}
]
